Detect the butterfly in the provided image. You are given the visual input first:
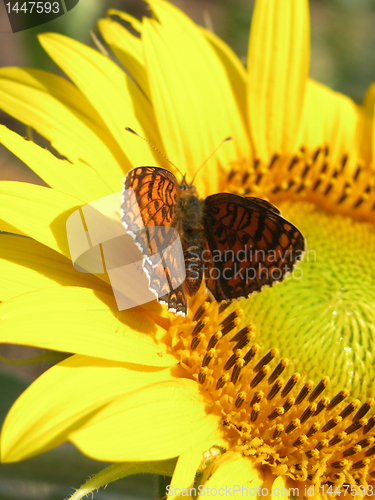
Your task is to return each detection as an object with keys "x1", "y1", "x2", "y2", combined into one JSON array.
[{"x1": 121, "y1": 166, "x2": 305, "y2": 316}]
